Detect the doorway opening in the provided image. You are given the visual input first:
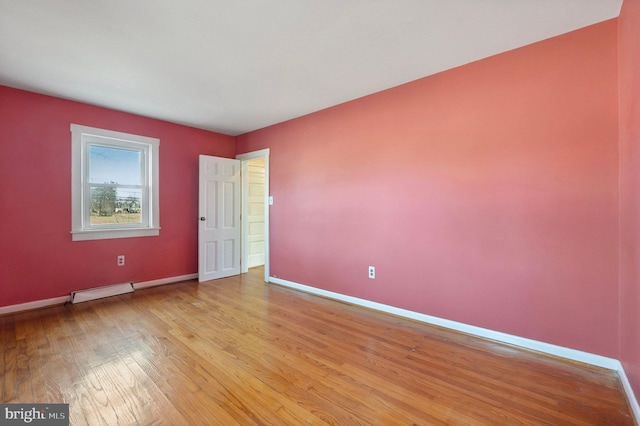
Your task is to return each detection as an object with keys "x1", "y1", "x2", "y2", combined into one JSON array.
[{"x1": 237, "y1": 149, "x2": 270, "y2": 282}]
